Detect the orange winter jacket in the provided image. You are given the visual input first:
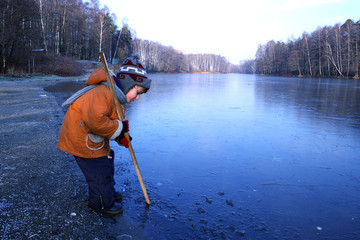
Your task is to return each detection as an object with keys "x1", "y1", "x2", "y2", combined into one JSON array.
[{"x1": 57, "y1": 69, "x2": 124, "y2": 158}]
